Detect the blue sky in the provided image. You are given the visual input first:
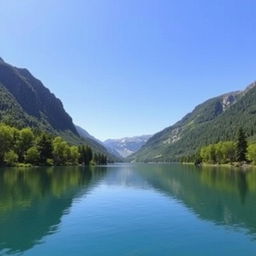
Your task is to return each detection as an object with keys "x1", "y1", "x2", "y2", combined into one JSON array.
[{"x1": 1, "y1": 0, "x2": 256, "y2": 140}]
